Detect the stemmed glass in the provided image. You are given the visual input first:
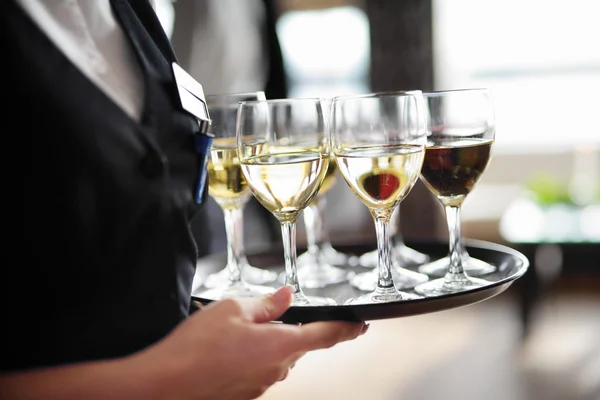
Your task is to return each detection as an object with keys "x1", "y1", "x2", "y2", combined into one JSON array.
[
  {"x1": 332, "y1": 91, "x2": 427, "y2": 304},
  {"x1": 196, "y1": 92, "x2": 277, "y2": 300},
  {"x1": 237, "y1": 98, "x2": 336, "y2": 306},
  {"x1": 291, "y1": 99, "x2": 358, "y2": 288},
  {"x1": 352, "y1": 204, "x2": 430, "y2": 291},
  {"x1": 414, "y1": 89, "x2": 495, "y2": 296}
]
